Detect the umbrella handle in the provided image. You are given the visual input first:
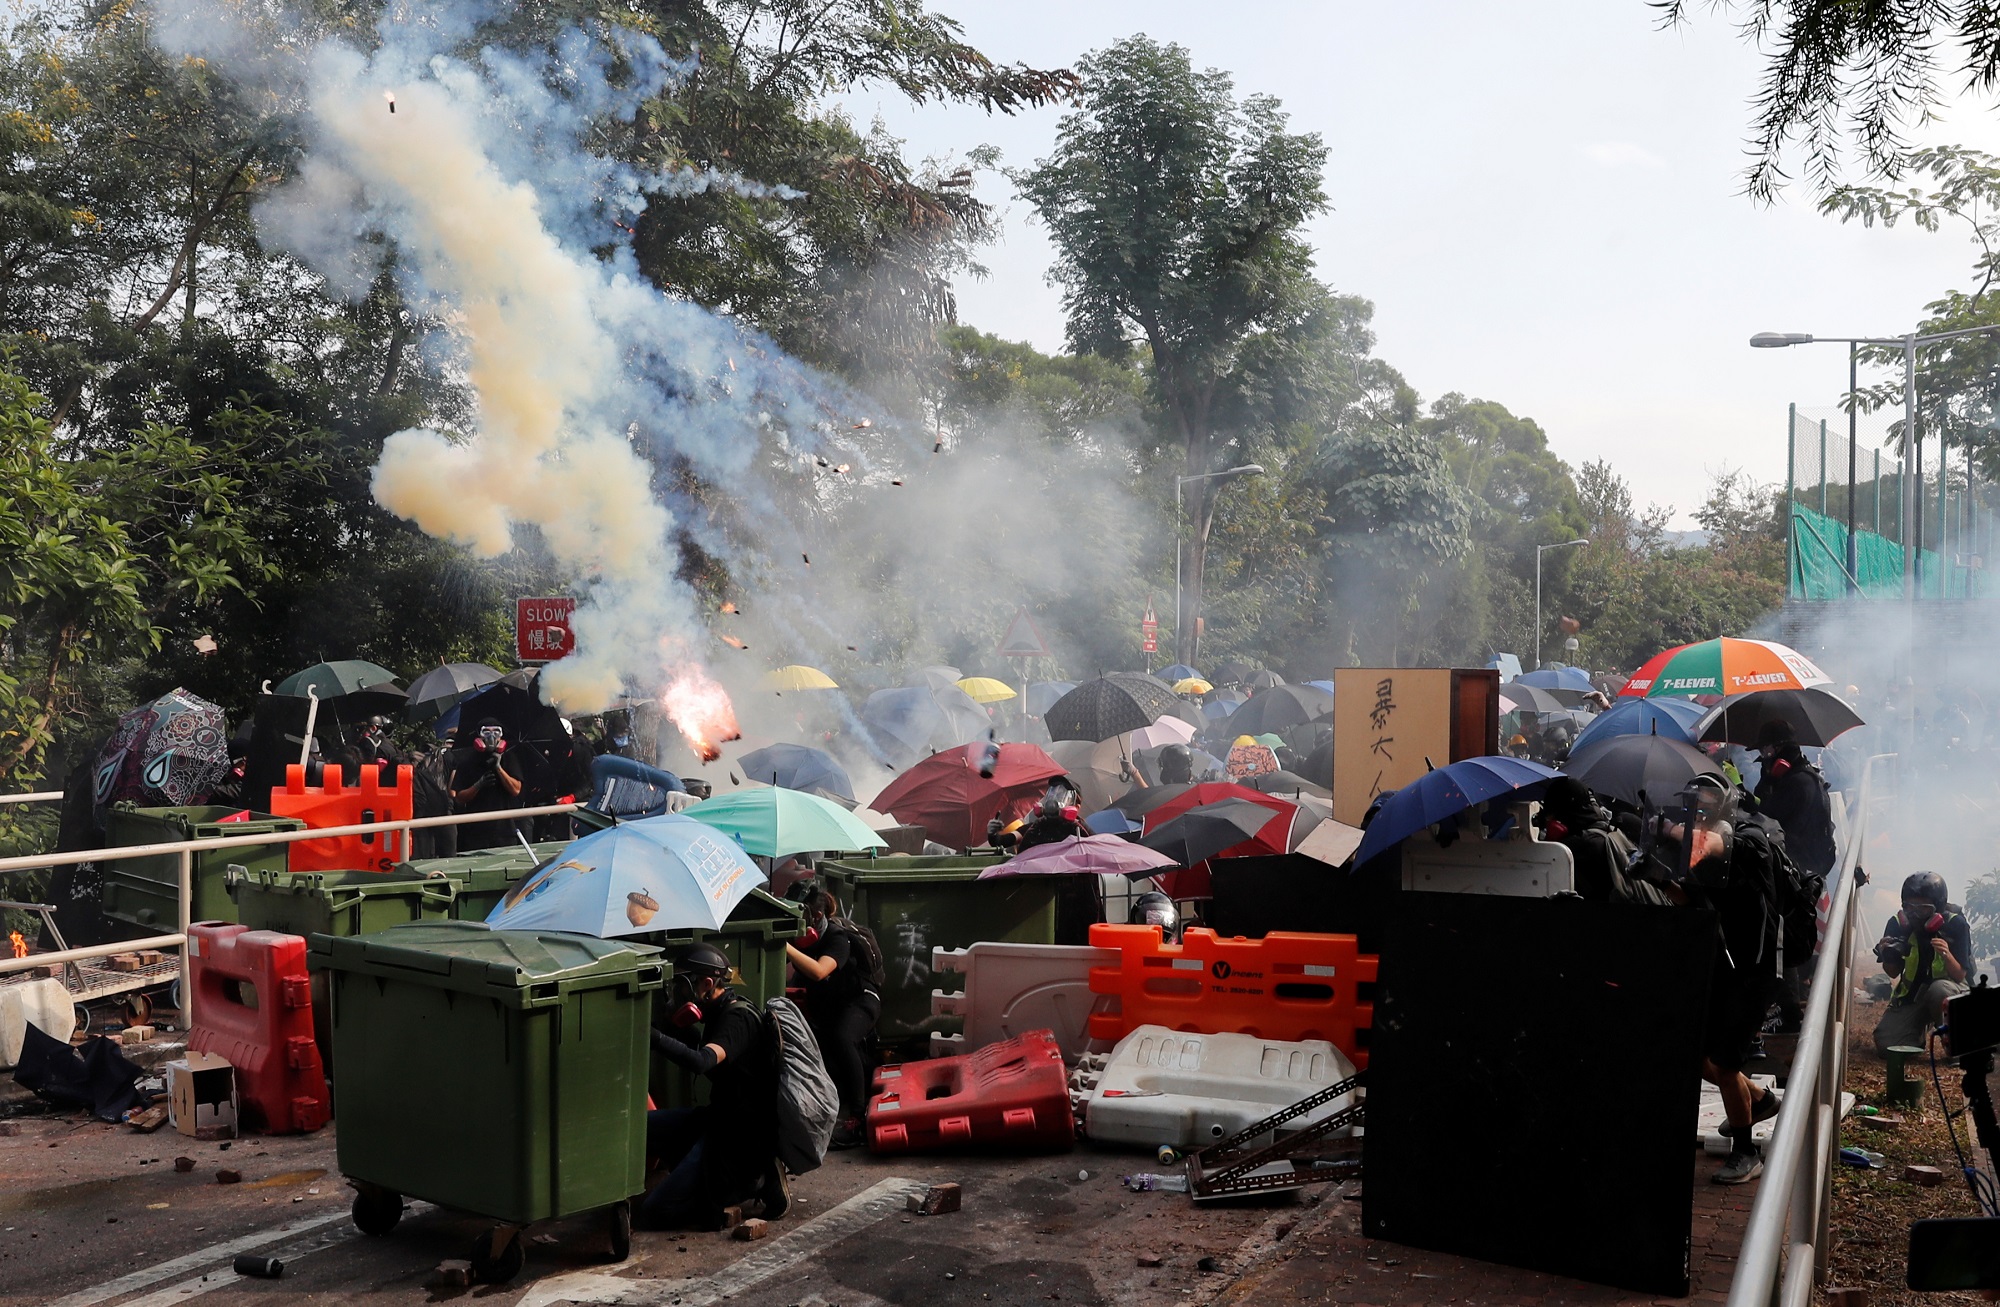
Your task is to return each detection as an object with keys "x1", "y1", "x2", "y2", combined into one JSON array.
[{"x1": 299, "y1": 688, "x2": 320, "y2": 769}]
